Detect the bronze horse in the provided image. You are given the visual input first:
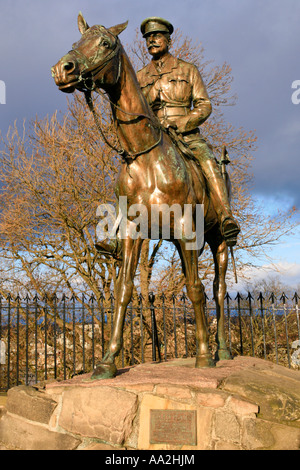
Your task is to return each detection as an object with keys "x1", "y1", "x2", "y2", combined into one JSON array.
[{"x1": 52, "y1": 13, "x2": 232, "y2": 379}]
